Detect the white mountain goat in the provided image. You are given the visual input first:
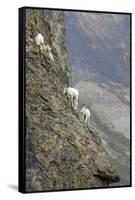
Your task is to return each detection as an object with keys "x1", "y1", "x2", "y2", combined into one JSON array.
[
  {"x1": 64, "y1": 86, "x2": 79, "y2": 110},
  {"x1": 40, "y1": 43, "x2": 54, "y2": 62},
  {"x1": 46, "y1": 44, "x2": 52, "y2": 52},
  {"x1": 80, "y1": 105, "x2": 91, "y2": 125},
  {"x1": 35, "y1": 33, "x2": 44, "y2": 46},
  {"x1": 40, "y1": 43, "x2": 52, "y2": 53},
  {"x1": 40, "y1": 44, "x2": 48, "y2": 54},
  {"x1": 47, "y1": 51, "x2": 54, "y2": 62}
]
